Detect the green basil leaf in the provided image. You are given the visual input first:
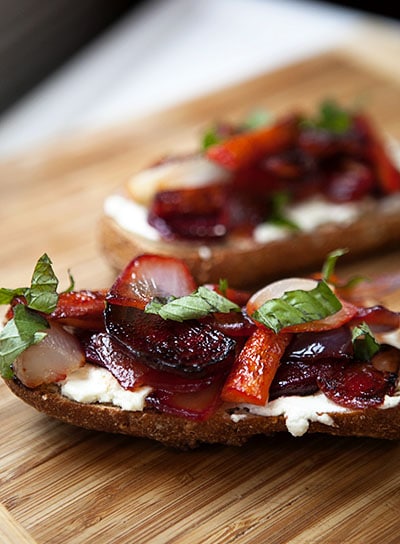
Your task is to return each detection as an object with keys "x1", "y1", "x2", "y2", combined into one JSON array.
[
  {"x1": 202, "y1": 127, "x2": 222, "y2": 150},
  {"x1": 352, "y1": 323, "x2": 380, "y2": 361},
  {"x1": 242, "y1": 109, "x2": 272, "y2": 131},
  {"x1": 321, "y1": 248, "x2": 348, "y2": 281},
  {"x1": 0, "y1": 287, "x2": 26, "y2": 305},
  {"x1": 268, "y1": 192, "x2": 300, "y2": 231},
  {"x1": 62, "y1": 269, "x2": 75, "y2": 293},
  {"x1": 145, "y1": 285, "x2": 241, "y2": 322},
  {"x1": 0, "y1": 304, "x2": 49, "y2": 378},
  {"x1": 25, "y1": 253, "x2": 59, "y2": 313},
  {"x1": 302, "y1": 99, "x2": 352, "y2": 134},
  {"x1": 218, "y1": 278, "x2": 229, "y2": 297},
  {"x1": 252, "y1": 280, "x2": 342, "y2": 333}
]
